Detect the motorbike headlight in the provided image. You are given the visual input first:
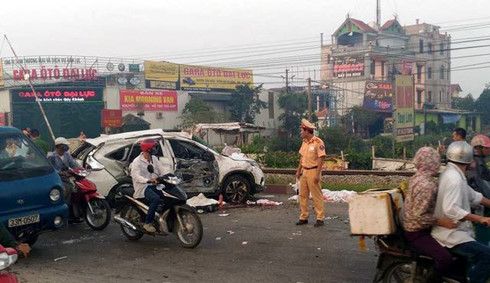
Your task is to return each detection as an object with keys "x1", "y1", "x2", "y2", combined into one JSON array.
[
  {"x1": 50, "y1": 188, "x2": 61, "y2": 202},
  {"x1": 0, "y1": 251, "x2": 17, "y2": 270}
]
